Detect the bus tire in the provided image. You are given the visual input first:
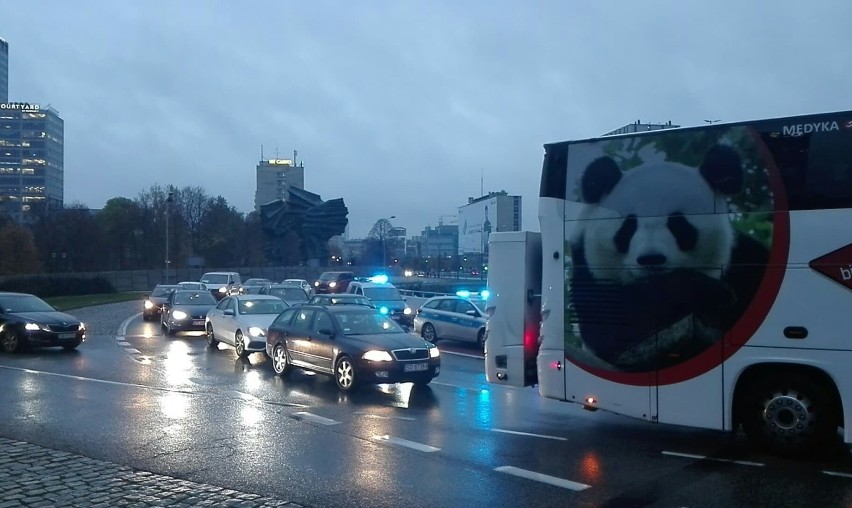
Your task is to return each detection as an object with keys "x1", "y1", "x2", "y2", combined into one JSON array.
[{"x1": 740, "y1": 372, "x2": 838, "y2": 456}]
